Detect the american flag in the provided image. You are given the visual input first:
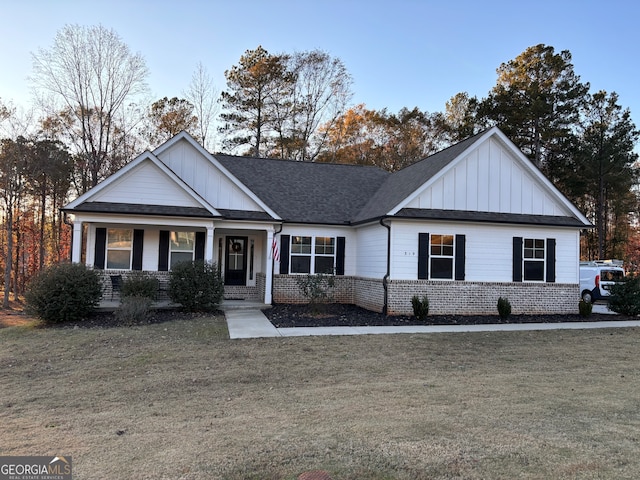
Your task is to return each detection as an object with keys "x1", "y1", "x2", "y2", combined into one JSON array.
[{"x1": 271, "y1": 237, "x2": 280, "y2": 261}]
